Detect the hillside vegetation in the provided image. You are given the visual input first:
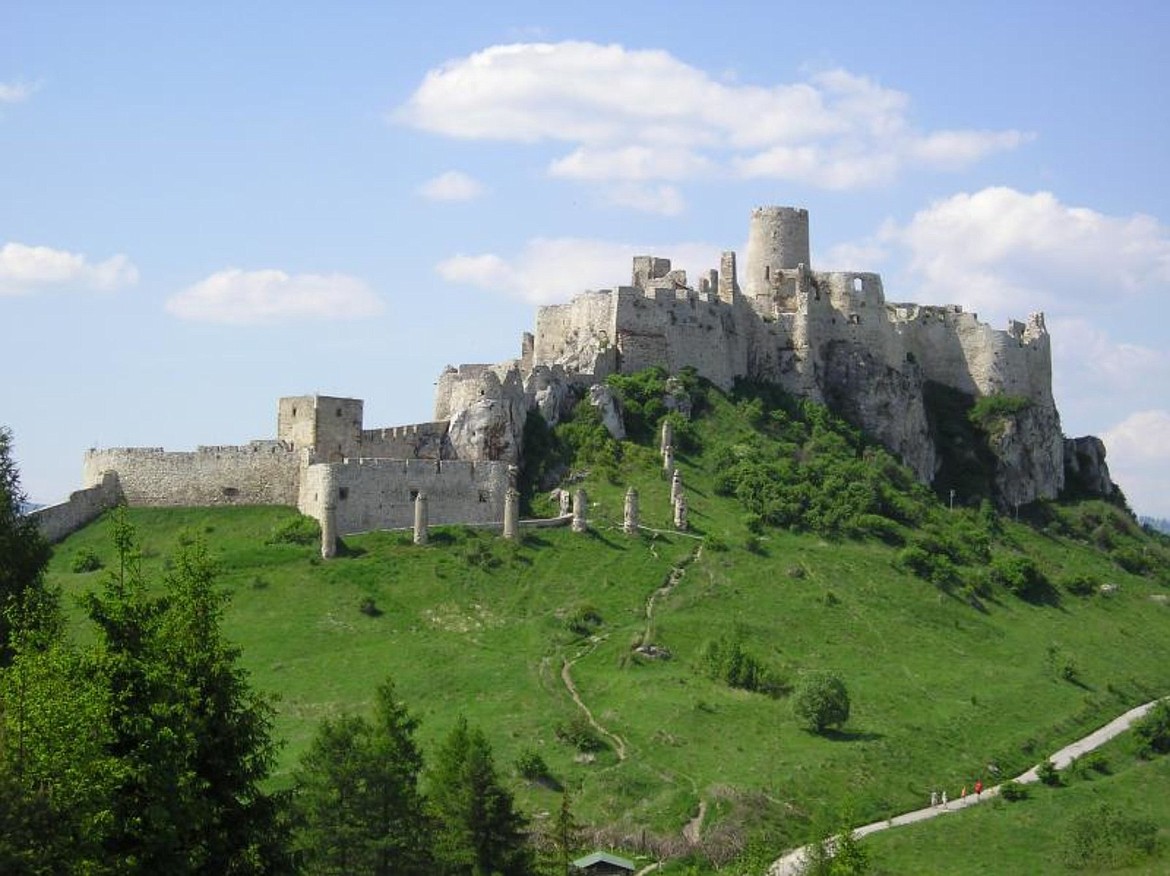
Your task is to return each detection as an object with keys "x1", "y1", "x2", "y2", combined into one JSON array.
[{"x1": 45, "y1": 372, "x2": 1170, "y2": 870}]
